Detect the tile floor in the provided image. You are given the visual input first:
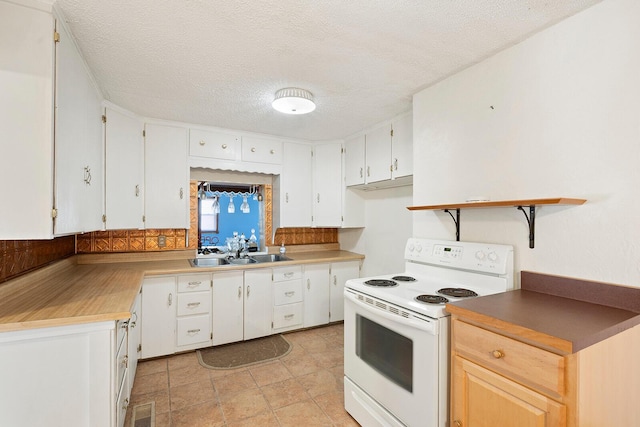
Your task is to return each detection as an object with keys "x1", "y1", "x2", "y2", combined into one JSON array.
[{"x1": 125, "y1": 323, "x2": 360, "y2": 426}]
